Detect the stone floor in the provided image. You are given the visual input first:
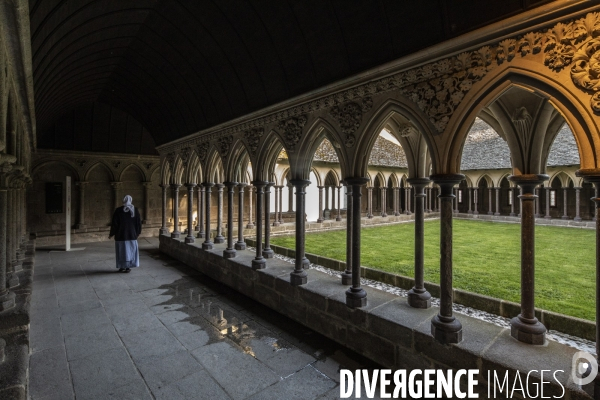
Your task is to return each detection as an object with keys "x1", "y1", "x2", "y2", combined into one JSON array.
[{"x1": 29, "y1": 238, "x2": 382, "y2": 400}]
